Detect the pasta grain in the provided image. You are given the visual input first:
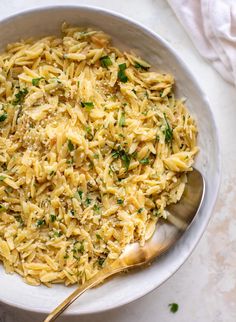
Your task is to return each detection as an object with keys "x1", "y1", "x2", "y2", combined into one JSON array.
[{"x1": 0, "y1": 24, "x2": 198, "y2": 286}]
